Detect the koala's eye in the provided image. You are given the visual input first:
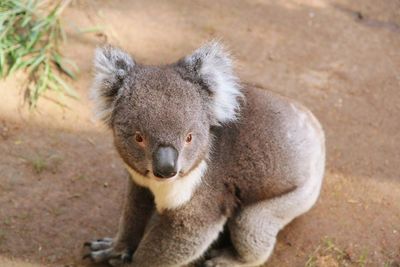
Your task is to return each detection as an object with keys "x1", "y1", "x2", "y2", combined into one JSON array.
[
  {"x1": 134, "y1": 132, "x2": 144, "y2": 144},
  {"x1": 185, "y1": 133, "x2": 193, "y2": 144}
]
